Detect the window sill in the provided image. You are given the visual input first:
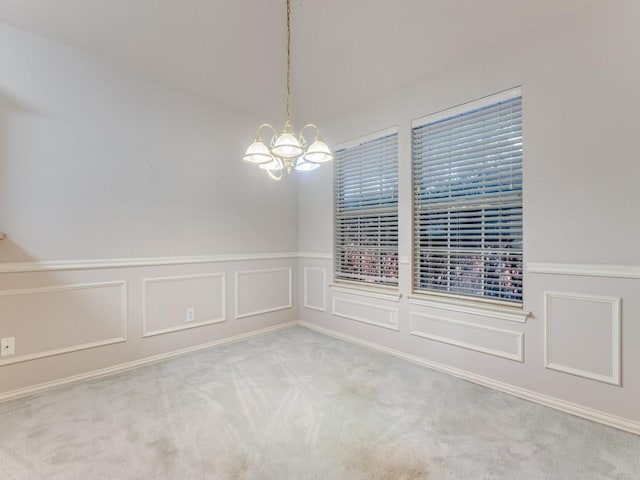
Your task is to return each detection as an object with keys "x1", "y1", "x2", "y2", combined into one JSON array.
[
  {"x1": 330, "y1": 283, "x2": 402, "y2": 302},
  {"x1": 408, "y1": 294, "x2": 529, "y2": 323}
]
